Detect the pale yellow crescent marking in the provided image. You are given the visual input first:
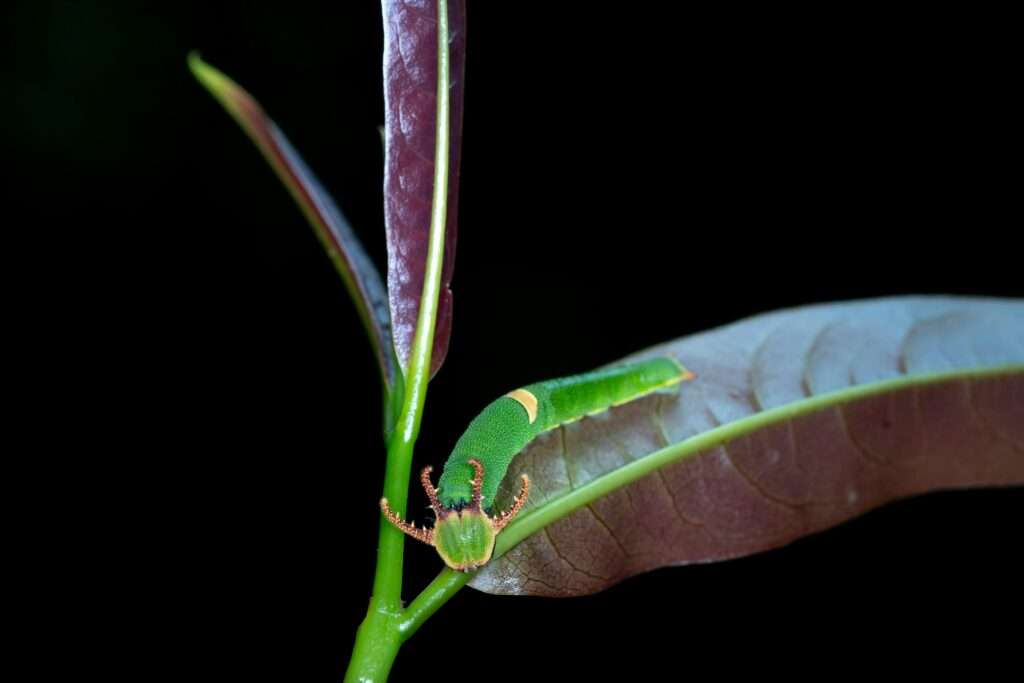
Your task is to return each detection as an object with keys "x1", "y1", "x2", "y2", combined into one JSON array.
[{"x1": 505, "y1": 388, "x2": 538, "y2": 424}]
